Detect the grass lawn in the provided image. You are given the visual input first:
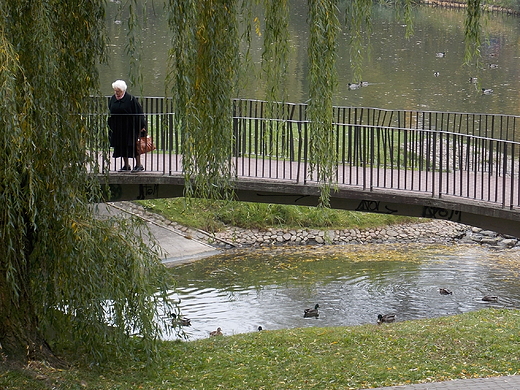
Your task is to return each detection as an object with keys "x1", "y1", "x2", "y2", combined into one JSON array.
[
  {"x1": 136, "y1": 198, "x2": 422, "y2": 232},
  {"x1": 2, "y1": 308, "x2": 520, "y2": 389}
]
